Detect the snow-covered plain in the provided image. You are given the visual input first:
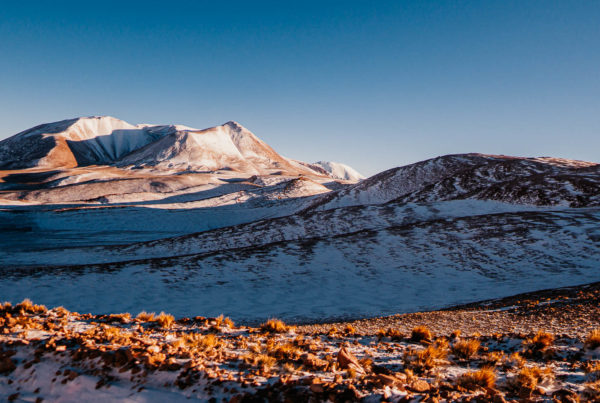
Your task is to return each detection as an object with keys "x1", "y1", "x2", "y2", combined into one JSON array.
[{"x1": 0, "y1": 116, "x2": 599, "y2": 323}]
